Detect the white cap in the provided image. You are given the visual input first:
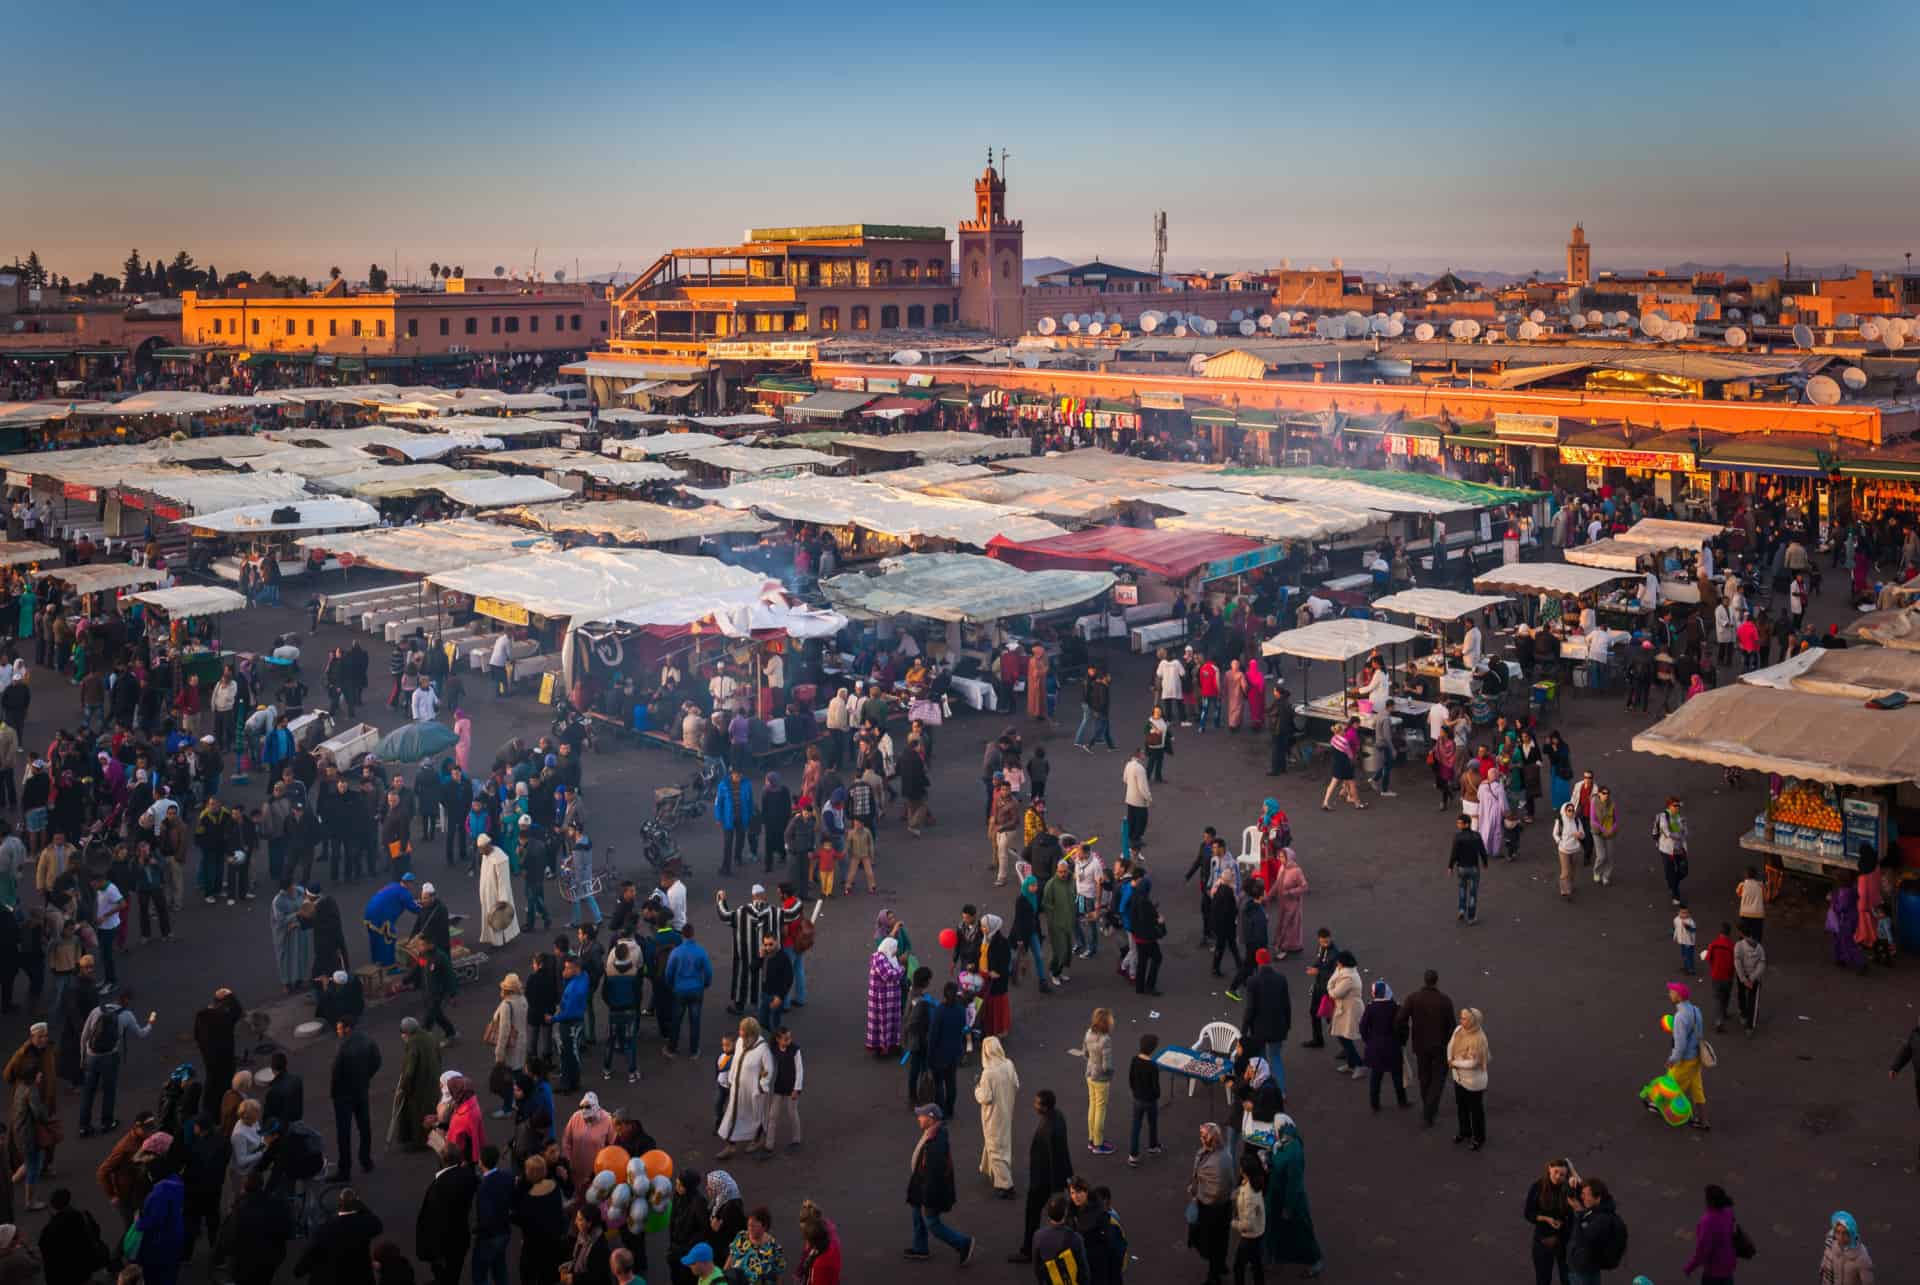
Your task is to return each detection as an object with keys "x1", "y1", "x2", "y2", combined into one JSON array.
[
  {"x1": 332, "y1": 970, "x2": 350, "y2": 985},
  {"x1": 475, "y1": 834, "x2": 493, "y2": 849},
  {"x1": 750, "y1": 884, "x2": 766, "y2": 896},
  {"x1": 420, "y1": 882, "x2": 436, "y2": 896}
]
